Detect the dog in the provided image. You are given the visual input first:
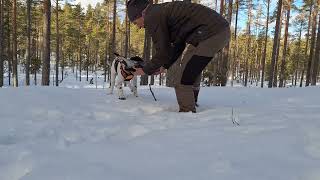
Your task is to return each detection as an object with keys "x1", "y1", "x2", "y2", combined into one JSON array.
[{"x1": 108, "y1": 53, "x2": 144, "y2": 100}]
